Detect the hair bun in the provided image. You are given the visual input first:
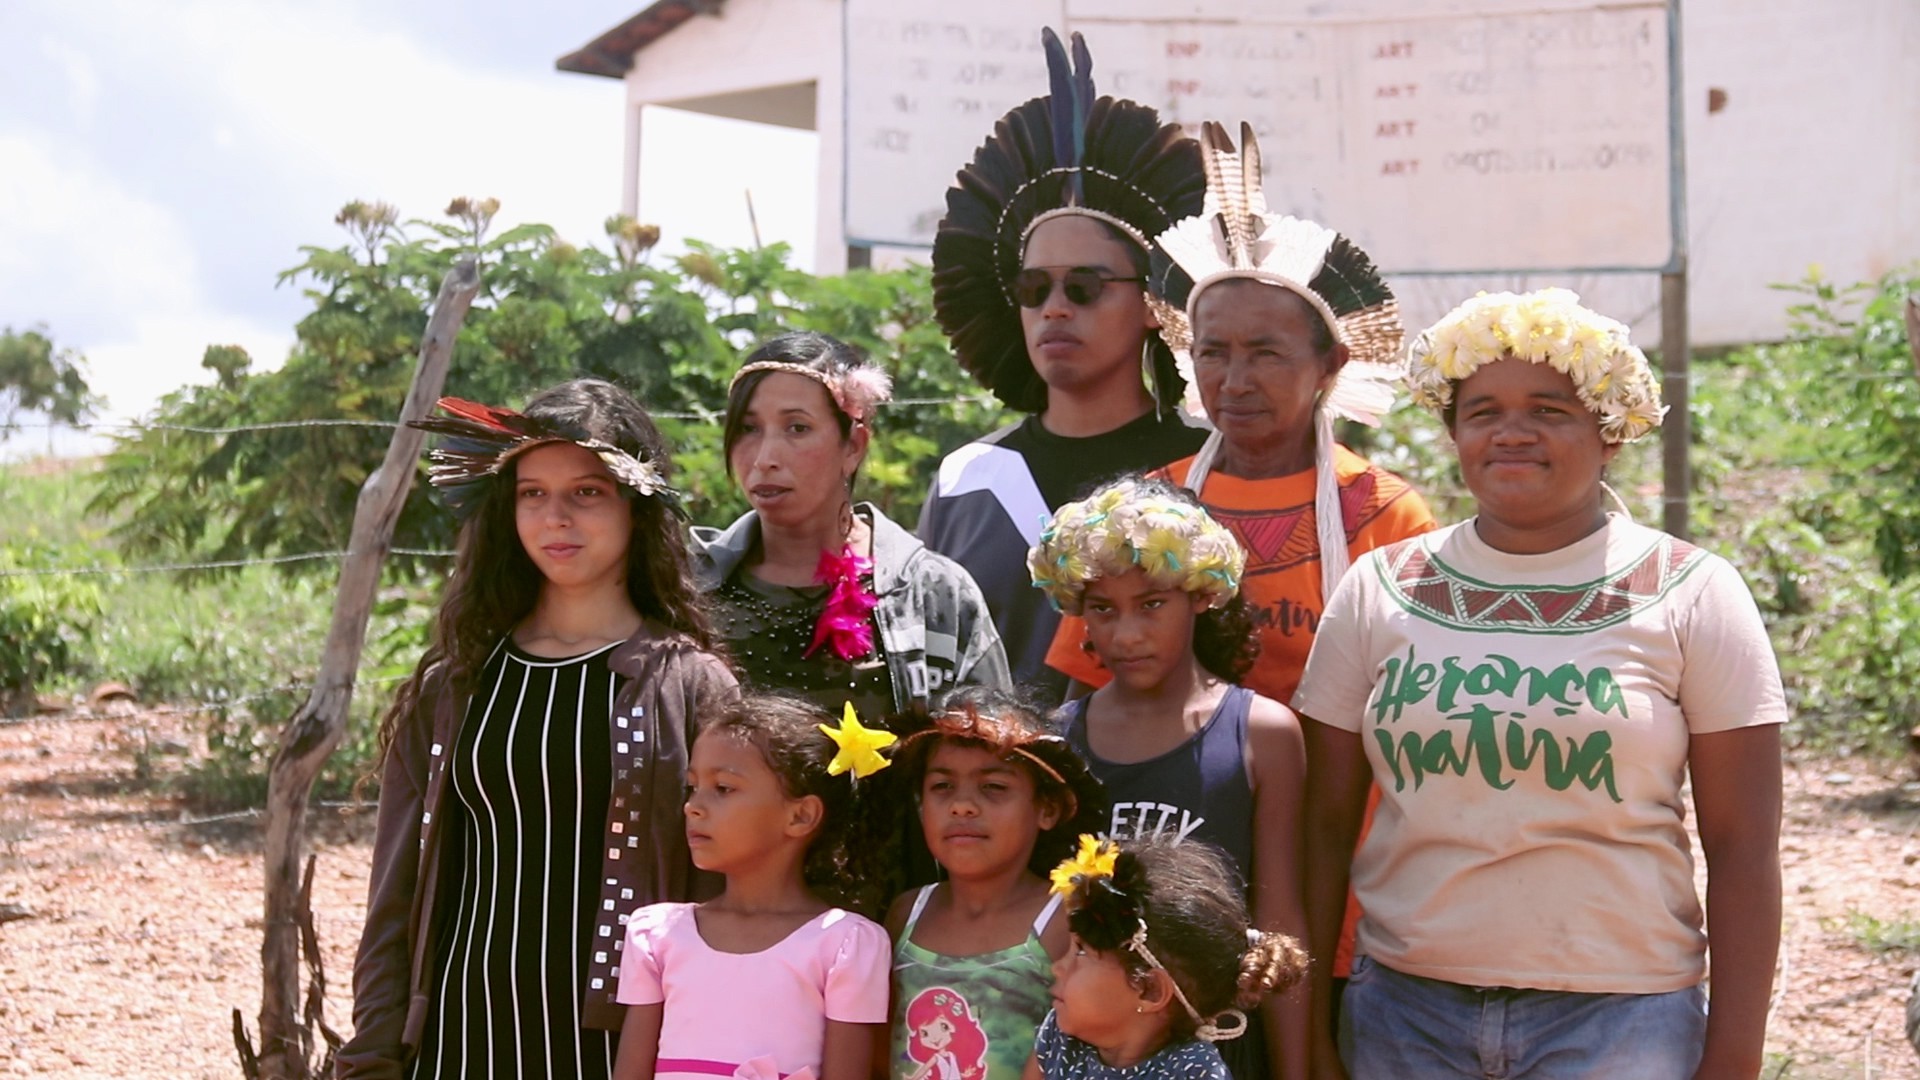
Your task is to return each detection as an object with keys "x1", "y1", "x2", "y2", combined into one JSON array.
[{"x1": 1234, "y1": 930, "x2": 1309, "y2": 1008}]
